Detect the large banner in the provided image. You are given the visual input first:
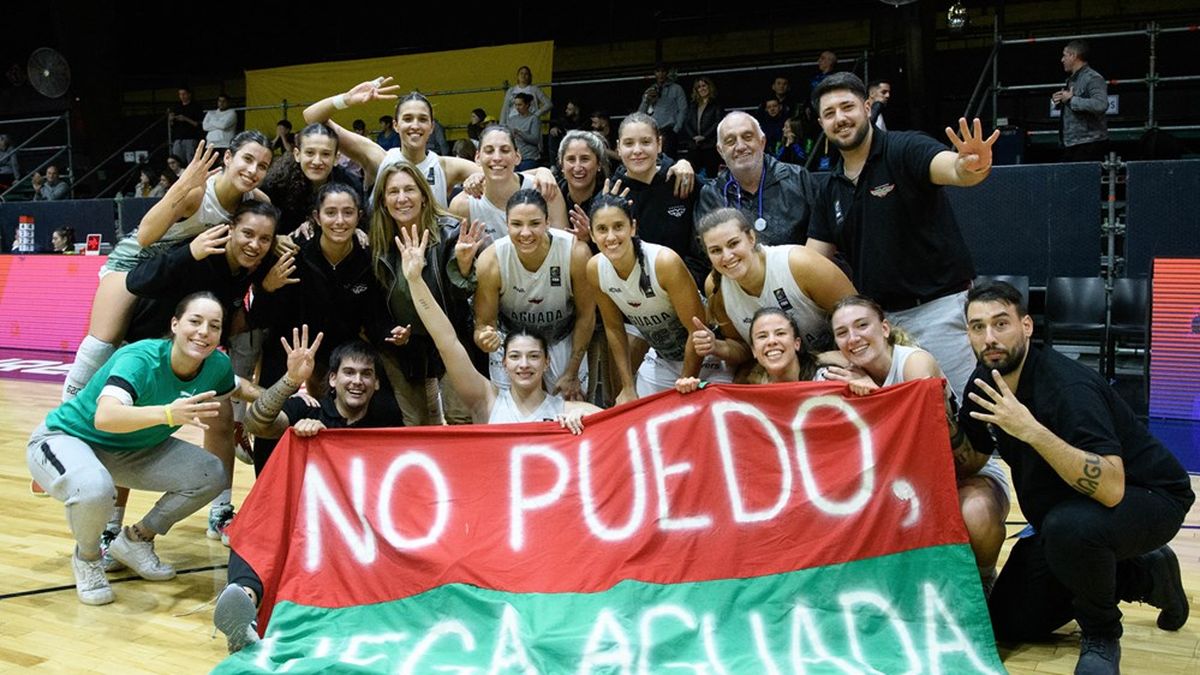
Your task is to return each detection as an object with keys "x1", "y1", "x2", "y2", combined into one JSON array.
[
  {"x1": 217, "y1": 380, "x2": 1004, "y2": 674},
  {"x1": 245, "y1": 41, "x2": 554, "y2": 140}
]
